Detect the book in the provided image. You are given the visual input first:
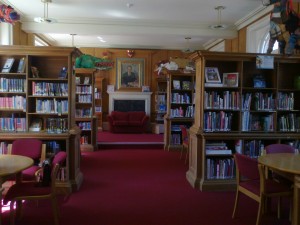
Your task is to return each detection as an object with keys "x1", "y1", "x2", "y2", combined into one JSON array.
[
  {"x1": 173, "y1": 80, "x2": 181, "y2": 90},
  {"x1": 17, "y1": 57, "x2": 26, "y2": 73},
  {"x1": 2, "y1": 58, "x2": 15, "y2": 73},
  {"x1": 205, "y1": 67, "x2": 221, "y2": 83},
  {"x1": 253, "y1": 74, "x2": 266, "y2": 88},
  {"x1": 223, "y1": 73, "x2": 238, "y2": 87},
  {"x1": 84, "y1": 77, "x2": 90, "y2": 85},
  {"x1": 182, "y1": 81, "x2": 191, "y2": 90}
]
